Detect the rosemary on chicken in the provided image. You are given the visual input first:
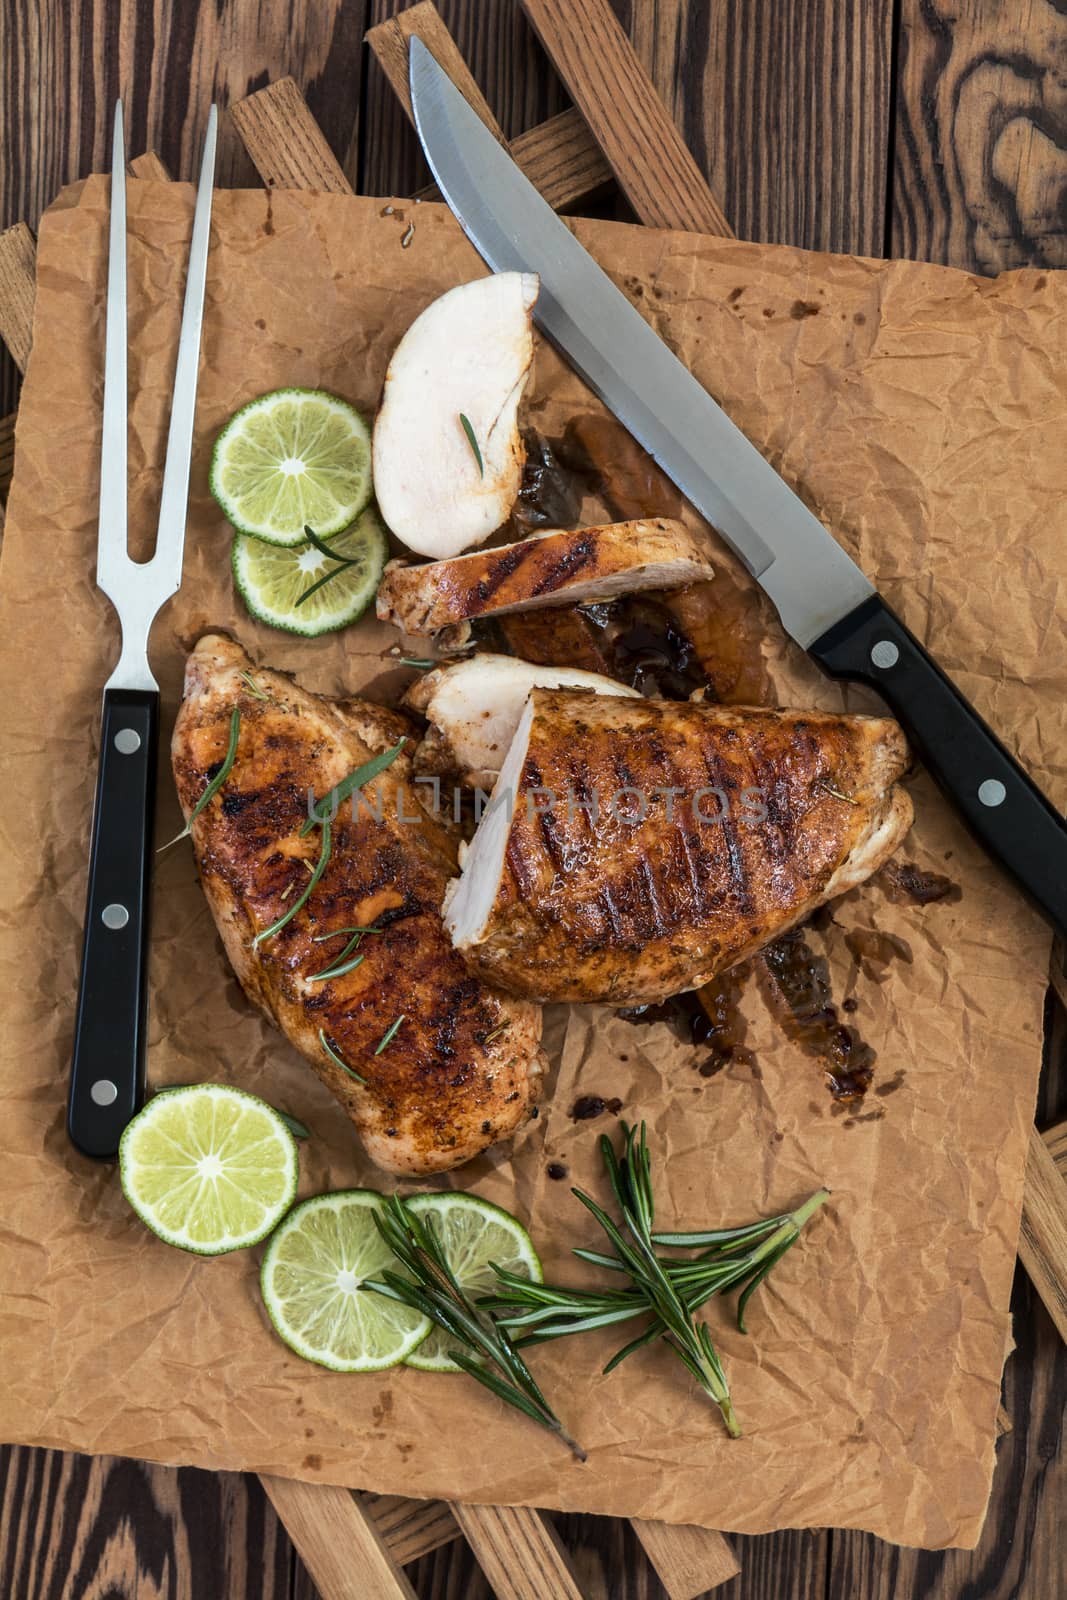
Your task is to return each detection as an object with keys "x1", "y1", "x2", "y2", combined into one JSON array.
[
  {"x1": 160, "y1": 705, "x2": 241, "y2": 850},
  {"x1": 296, "y1": 523, "x2": 361, "y2": 608},
  {"x1": 365, "y1": 1196, "x2": 585, "y2": 1459},
  {"x1": 253, "y1": 745, "x2": 406, "y2": 948},
  {"x1": 458, "y1": 412, "x2": 484, "y2": 477},
  {"x1": 480, "y1": 1122, "x2": 829, "y2": 1439}
]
